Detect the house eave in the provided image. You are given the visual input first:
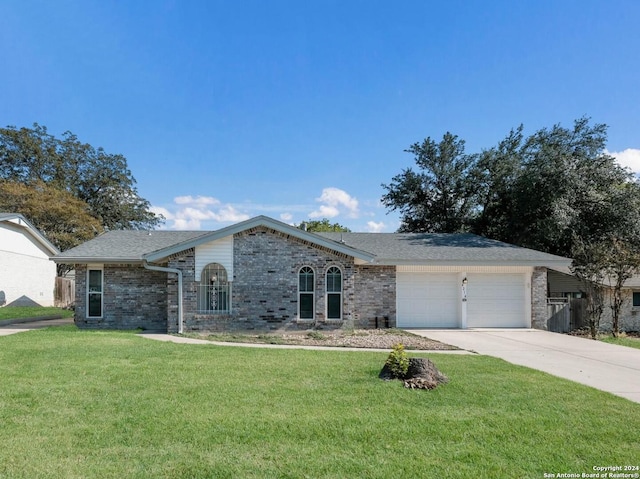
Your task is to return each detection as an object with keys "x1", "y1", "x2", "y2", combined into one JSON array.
[
  {"x1": 50, "y1": 257, "x2": 145, "y2": 265},
  {"x1": 372, "y1": 259, "x2": 573, "y2": 268}
]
